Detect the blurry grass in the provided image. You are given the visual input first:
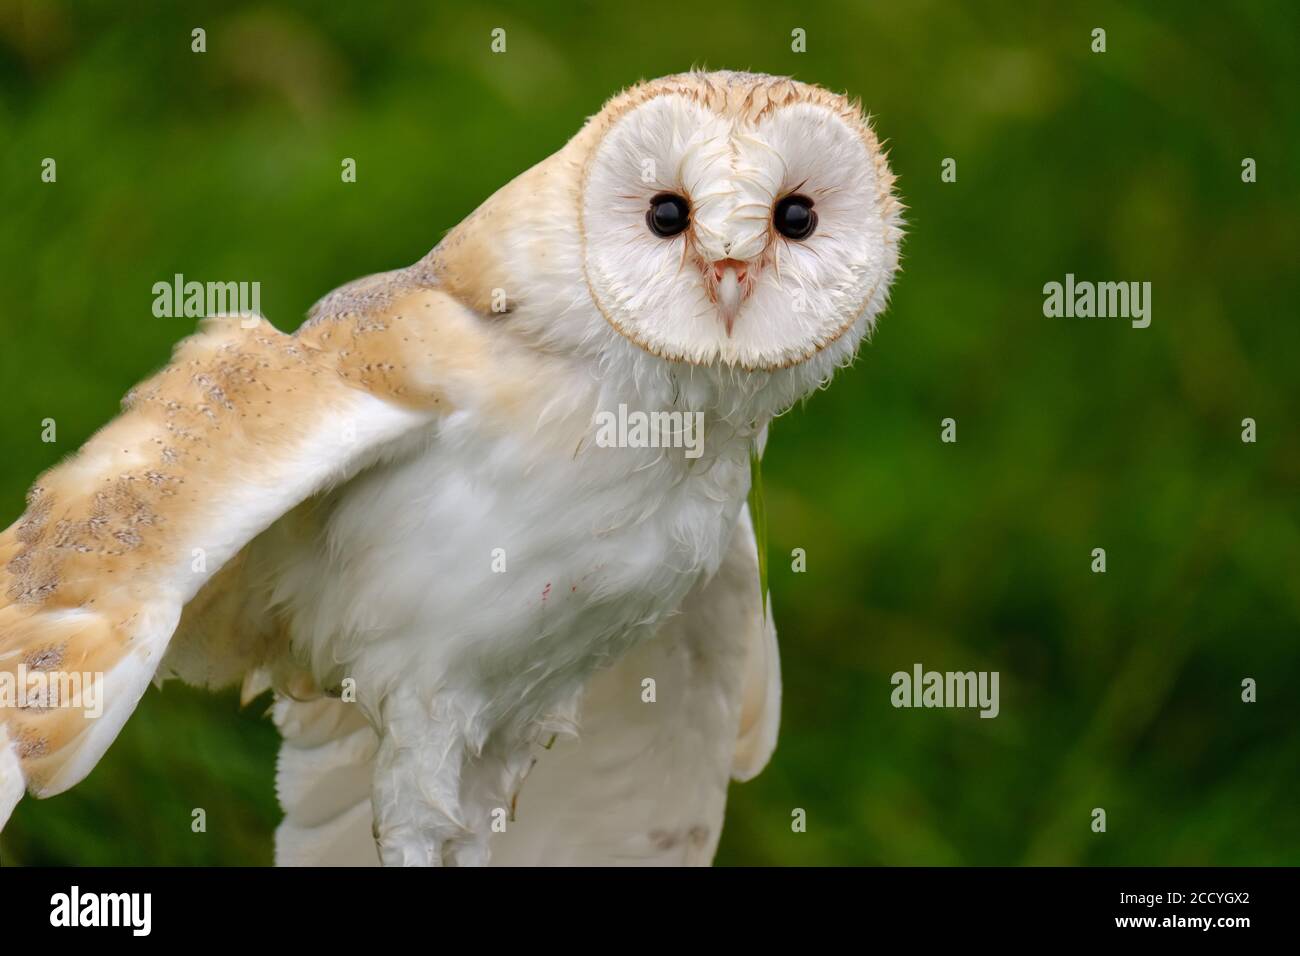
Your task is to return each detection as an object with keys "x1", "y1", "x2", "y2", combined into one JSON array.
[{"x1": 1, "y1": 0, "x2": 1297, "y2": 865}]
